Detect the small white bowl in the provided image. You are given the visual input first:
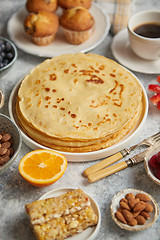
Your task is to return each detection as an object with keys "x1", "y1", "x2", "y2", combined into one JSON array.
[
  {"x1": 144, "y1": 141, "x2": 160, "y2": 185},
  {"x1": 0, "y1": 114, "x2": 22, "y2": 175},
  {"x1": 110, "y1": 188, "x2": 159, "y2": 231}
]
